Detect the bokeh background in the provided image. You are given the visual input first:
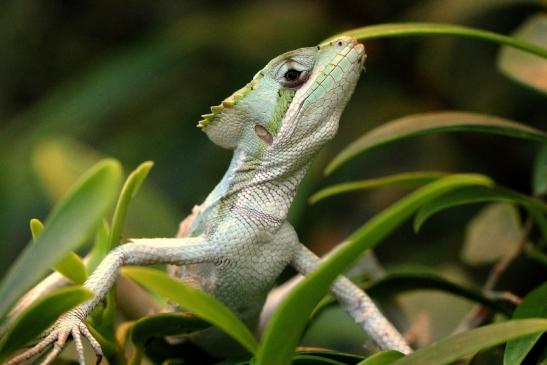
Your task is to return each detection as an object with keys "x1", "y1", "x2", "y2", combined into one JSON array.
[{"x1": 1, "y1": 0, "x2": 546, "y2": 356}]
